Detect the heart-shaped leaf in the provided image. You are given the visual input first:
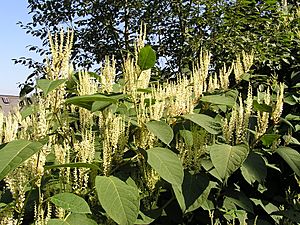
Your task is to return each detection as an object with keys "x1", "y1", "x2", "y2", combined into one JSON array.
[{"x1": 209, "y1": 144, "x2": 248, "y2": 180}]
